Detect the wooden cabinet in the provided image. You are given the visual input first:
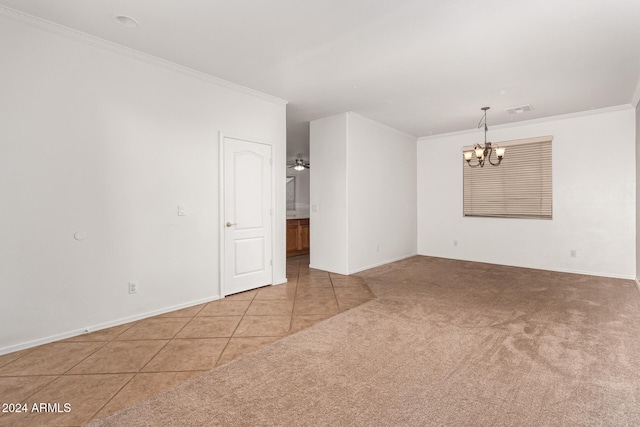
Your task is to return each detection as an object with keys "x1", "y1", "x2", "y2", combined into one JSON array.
[{"x1": 286, "y1": 218, "x2": 310, "y2": 257}]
